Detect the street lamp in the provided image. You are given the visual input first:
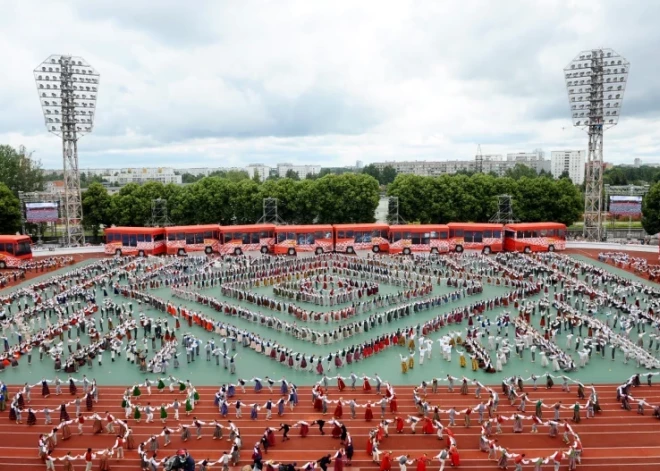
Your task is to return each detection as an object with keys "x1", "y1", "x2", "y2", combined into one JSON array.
[
  {"x1": 34, "y1": 55, "x2": 100, "y2": 246},
  {"x1": 564, "y1": 48, "x2": 629, "y2": 241}
]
